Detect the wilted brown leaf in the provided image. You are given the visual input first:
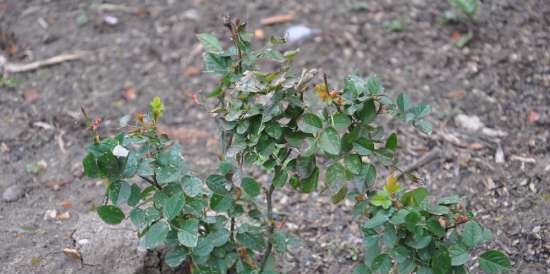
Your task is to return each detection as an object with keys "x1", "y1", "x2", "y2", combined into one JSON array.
[
  {"x1": 122, "y1": 85, "x2": 136, "y2": 101},
  {"x1": 527, "y1": 111, "x2": 540, "y2": 124},
  {"x1": 63, "y1": 248, "x2": 81, "y2": 261},
  {"x1": 183, "y1": 66, "x2": 201, "y2": 77},
  {"x1": 61, "y1": 200, "x2": 73, "y2": 209},
  {"x1": 23, "y1": 89, "x2": 40, "y2": 103}
]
